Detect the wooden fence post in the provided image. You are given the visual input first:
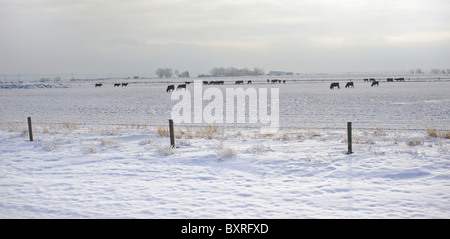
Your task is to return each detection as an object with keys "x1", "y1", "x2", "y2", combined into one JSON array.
[
  {"x1": 169, "y1": 119, "x2": 175, "y2": 148},
  {"x1": 27, "y1": 117, "x2": 33, "y2": 141},
  {"x1": 347, "y1": 122, "x2": 353, "y2": 154}
]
